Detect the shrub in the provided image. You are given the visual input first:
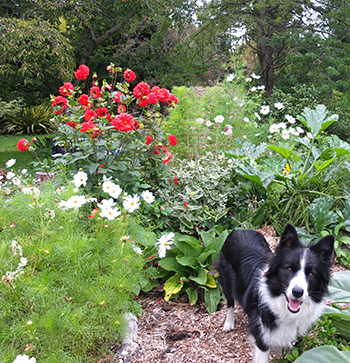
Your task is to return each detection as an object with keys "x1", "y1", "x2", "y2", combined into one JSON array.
[{"x1": 0, "y1": 99, "x2": 23, "y2": 134}]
